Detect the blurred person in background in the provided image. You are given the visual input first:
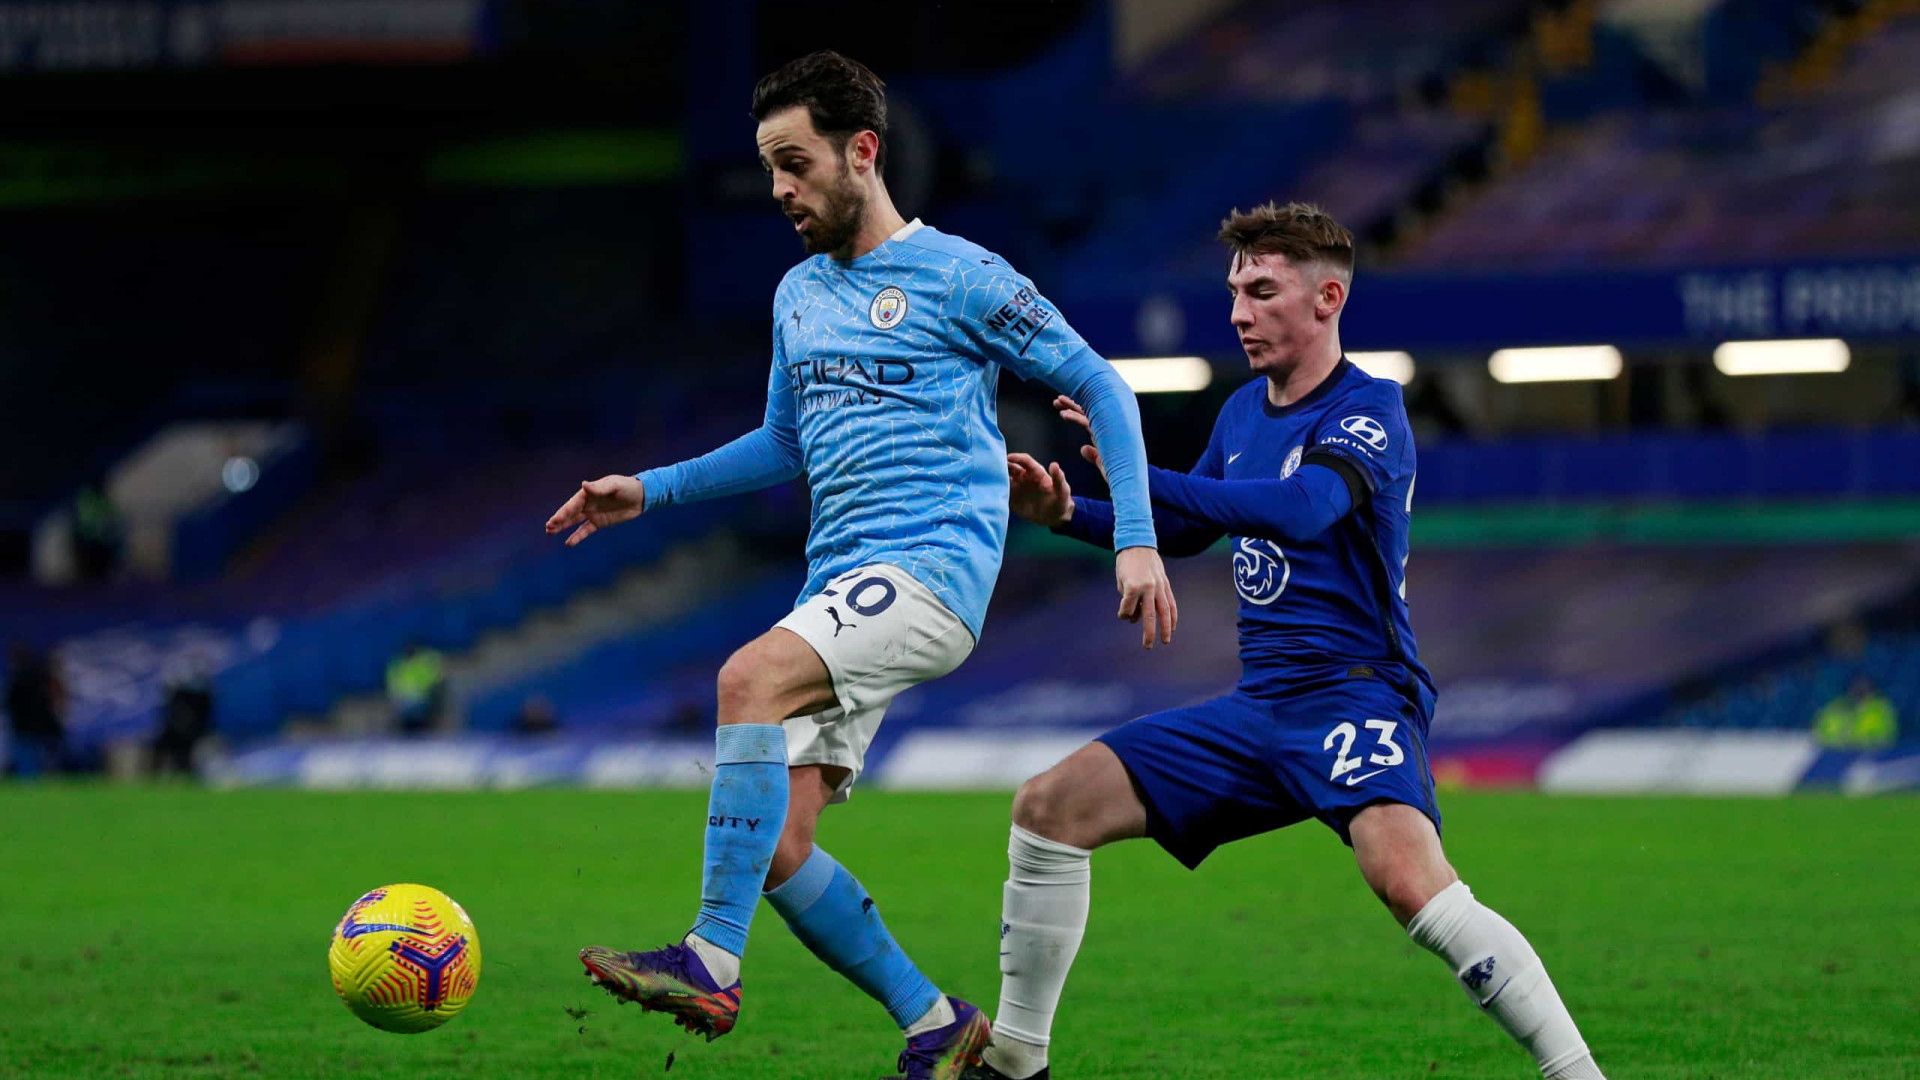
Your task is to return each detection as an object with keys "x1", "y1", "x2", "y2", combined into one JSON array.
[
  {"x1": 511, "y1": 694, "x2": 559, "y2": 737},
  {"x1": 385, "y1": 642, "x2": 447, "y2": 736},
  {"x1": 5, "y1": 641, "x2": 67, "y2": 777},
  {"x1": 1814, "y1": 676, "x2": 1899, "y2": 750},
  {"x1": 151, "y1": 662, "x2": 215, "y2": 776},
  {"x1": 71, "y1": 477, "x2": 125, "y2": 581}
]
